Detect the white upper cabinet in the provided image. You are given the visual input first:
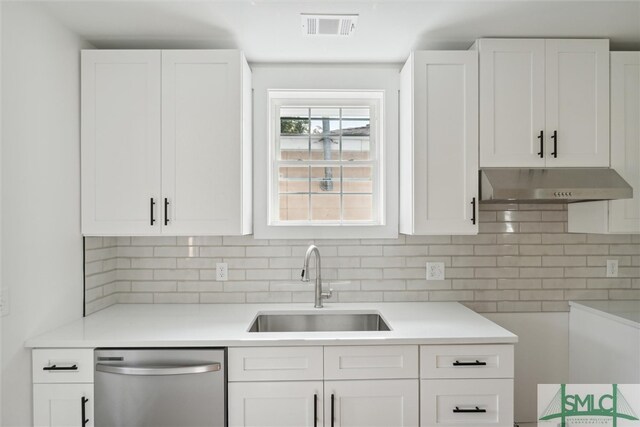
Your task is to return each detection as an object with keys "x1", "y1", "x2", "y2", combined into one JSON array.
[
  {"x1": 81, "y1": 50, "x2": 162, "y2": 235},
  {"x1": 162, "y1": 50, "x2": 252, "y2": 235},
  {"x1": 568, "y1": 52, "x2": 640, "y2": 234},
  {"x1": 81, "y1": 50, "x2": 252, "y2": 236},
  {"x1": 478, "y1": 39, "x2": 609, "y2": 168},
  {"x1": 400, "y1": 51, "x2": 479, "y2": 235},
  {"x1": 545, "y1": 40, "x2": 609, "y2": 167},
  {"x1": 479, "y1": 39, "x2": 546, "y2": 167}
]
